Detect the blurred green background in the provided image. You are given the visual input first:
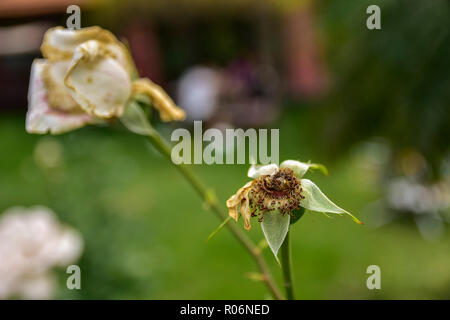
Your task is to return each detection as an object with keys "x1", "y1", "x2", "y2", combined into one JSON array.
[{"x1": 0, "y1": 0, "x2": 449, "y2": 299}]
